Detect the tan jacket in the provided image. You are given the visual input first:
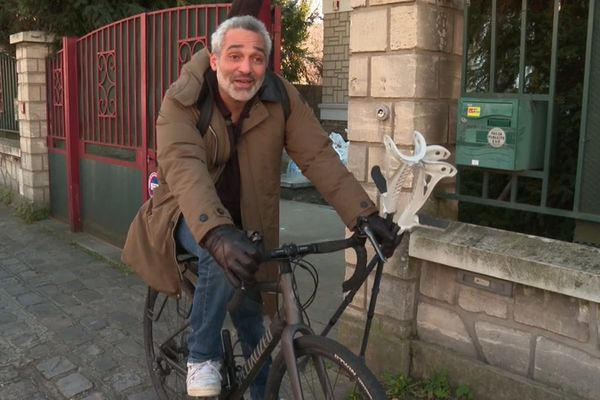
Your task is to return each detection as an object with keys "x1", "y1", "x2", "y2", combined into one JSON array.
[{"x1": 121, "y1": 49, "x2": 377, "y2": 303}]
